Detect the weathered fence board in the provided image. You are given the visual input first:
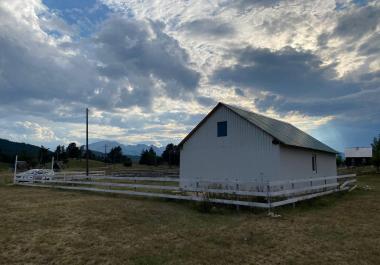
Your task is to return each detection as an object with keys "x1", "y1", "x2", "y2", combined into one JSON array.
[
  {"x1": 17, "y1": 183, "x2": 270, "y2": 208},
  {"x1": 15, "y1": 171, "x2": 357, "y2": 209},
  {"x1": 33, "y1": 179, "x2": 180, "y2": 191},
  {"x1": 54, "y1": 175, "x2": 179, "y2": 182}
]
